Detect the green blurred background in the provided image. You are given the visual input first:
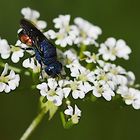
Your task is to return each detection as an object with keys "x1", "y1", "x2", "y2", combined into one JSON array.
[{"x1": 0, "y1": 0, "x2": 140, "y2": 140}]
